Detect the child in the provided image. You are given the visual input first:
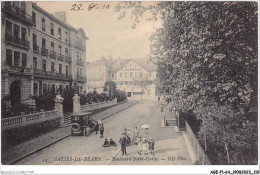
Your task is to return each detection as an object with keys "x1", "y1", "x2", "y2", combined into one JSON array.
[
  {"x1": 137, "y1": 136, "x2": 142, "y2": 155},
  {"x1": 148, "y1": 138, "x2": 155, "y2": 156}
]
